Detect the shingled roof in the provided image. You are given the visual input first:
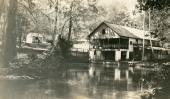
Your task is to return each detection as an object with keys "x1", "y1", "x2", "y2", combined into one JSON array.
[
  {"x1": 87, "y1": 22, "x2": 150, "y2": 39},
  {"x1": 106, "y1": 22, "x2": 139, "y2": 38}
]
